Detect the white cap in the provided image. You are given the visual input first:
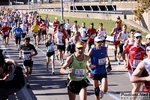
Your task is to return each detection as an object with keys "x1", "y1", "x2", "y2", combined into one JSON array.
[
  {"x1": 134, "y1": 32, "x2": 142, "y2": 37},
  {"x1": 146, "y1": 34, "x2": 150, "y2": 39},
  {"x1": 117, "y1": 16, "x2": 120, "y2": 19},
  {"x1": 146, "y1": 46, "x2": 150, "y2": 51},
  {"x1": 55, "y1": 17, "x2": 58, "y2": 20},
  {"x1": 94, "y1": 36, "x2": 104, "y2": 42}
]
